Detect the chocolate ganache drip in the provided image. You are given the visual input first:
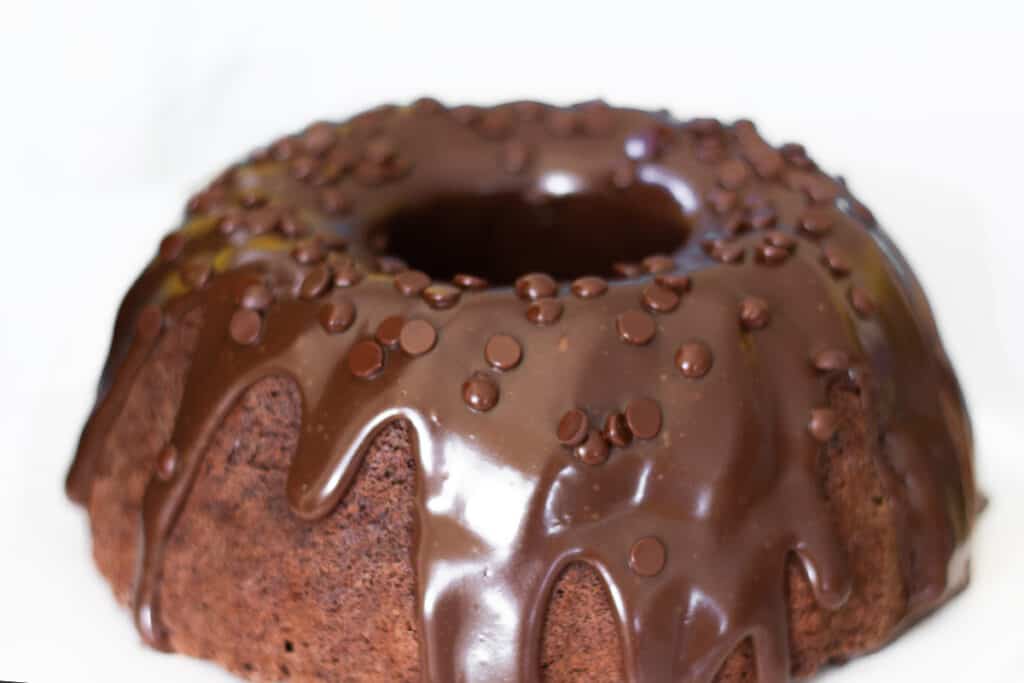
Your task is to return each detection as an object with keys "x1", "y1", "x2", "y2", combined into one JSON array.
[{"x1": 67, "y1": 100, "x2": 976, "y2": 682}]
